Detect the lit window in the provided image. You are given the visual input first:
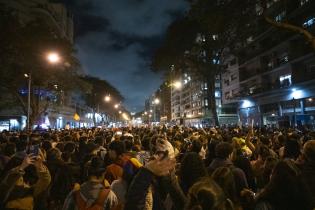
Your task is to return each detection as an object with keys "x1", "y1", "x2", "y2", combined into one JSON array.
[
  {"x1": 215, "y1": 91, "x2": 220, "y2": 98},
  {"x1": 275, "y1": 11, "x2": 286, "y2": 22},
  {"x1": 204, "y1": 99, "x2": 209, "y2": 106},
  {"x1": 303, "y1": 17, "x2": 315, "y2": 27},
  {"x1": 279, "y1": 74, "x2": 292, "y2": 87},
  {"x1": 300, "y1": 0, "x2": 309, "y2": 6},
  {"x1": 212, "y1": 34, "x2": 218, "y2": 40}
]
